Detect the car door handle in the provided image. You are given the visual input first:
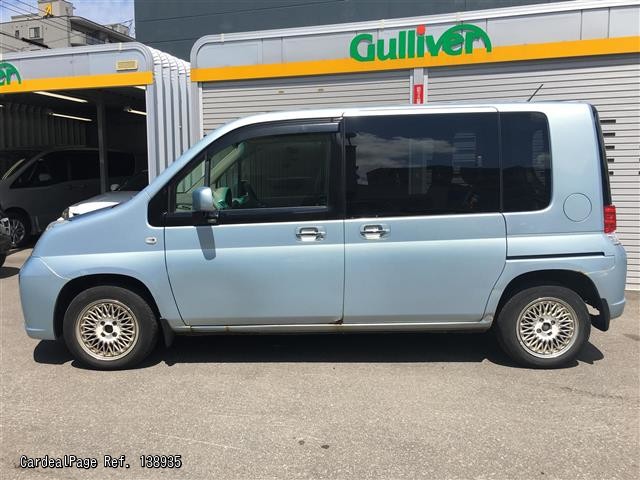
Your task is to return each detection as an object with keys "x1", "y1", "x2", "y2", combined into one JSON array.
[
  {"x1": 295, "y1": 226, "x2": 326, "y2": 242},
  {"x1": 360, "y1": 224, "x2": 390, "y2": 240}
]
